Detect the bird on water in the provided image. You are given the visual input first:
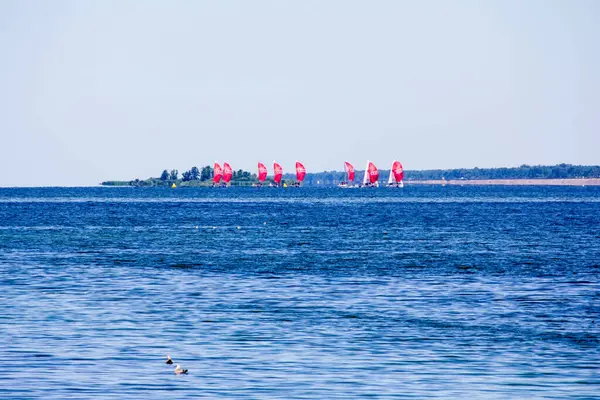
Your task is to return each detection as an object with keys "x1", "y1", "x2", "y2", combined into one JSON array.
[
  {"x1": 166, "y1": 355, "x2": 173, "y2": 365},
  {"x1": 174, "y1": 364, "x2": 188, "y2": 375}
]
